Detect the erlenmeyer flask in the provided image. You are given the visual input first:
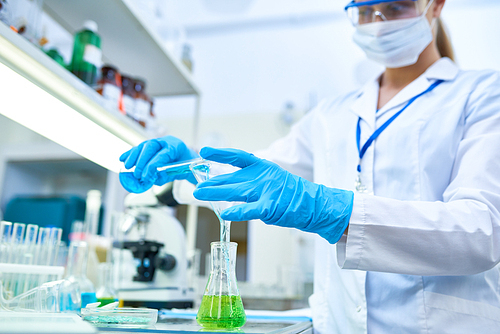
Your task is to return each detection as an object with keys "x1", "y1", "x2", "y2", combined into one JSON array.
[
  {"x1": 65, "y1": 223, "x2": 96, "y2": 308},
  {"x1": 196, "y1": 242, "x2": 246, "y2": 329}
]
